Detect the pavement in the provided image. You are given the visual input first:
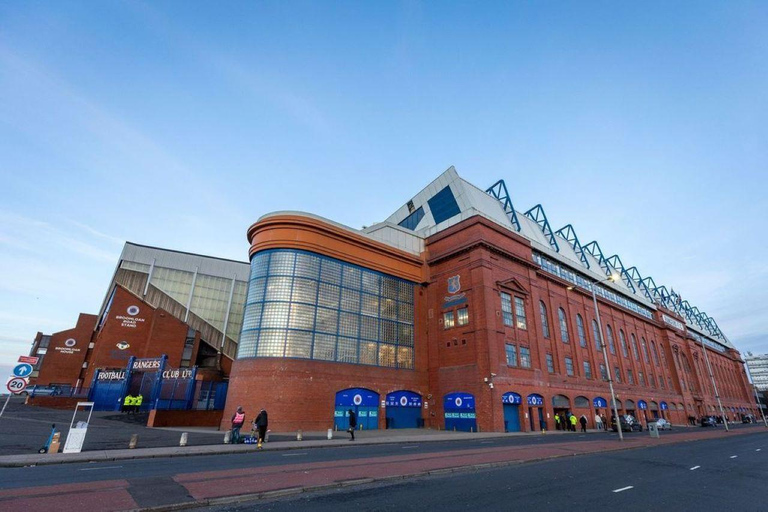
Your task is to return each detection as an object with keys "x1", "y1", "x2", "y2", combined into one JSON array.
[{"x1": 0, "y1": 423, "x2": 764, "y2": 511}]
